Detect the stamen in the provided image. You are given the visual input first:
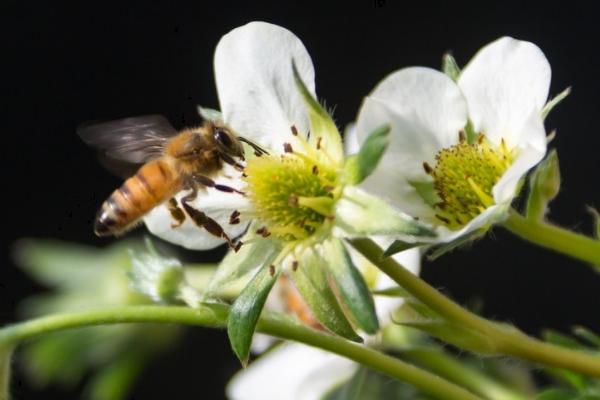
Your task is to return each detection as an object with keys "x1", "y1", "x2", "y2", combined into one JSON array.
[
  {"x1": 269, "y1": 264, "x2": 275, "y2": 276},
  {"x1": 291, "y1": 125, "x2": 298, "y2": 136},
  {"x1": 292, "y1": 260, "x2": 299, "y2": 271},
  {"x1": 283, "y1": 143, "x2": 294, "y2": 153}
]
